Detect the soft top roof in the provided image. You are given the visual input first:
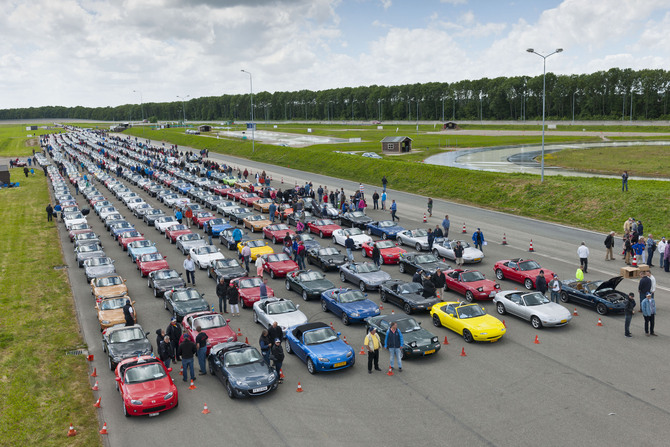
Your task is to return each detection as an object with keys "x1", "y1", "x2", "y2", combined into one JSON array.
[
  {"x1": 210, "y1": 342, "x2": 249, "y2": 357},
  {"x1": 292, "y1": 322, "x2": 329, "y2": 339}
]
